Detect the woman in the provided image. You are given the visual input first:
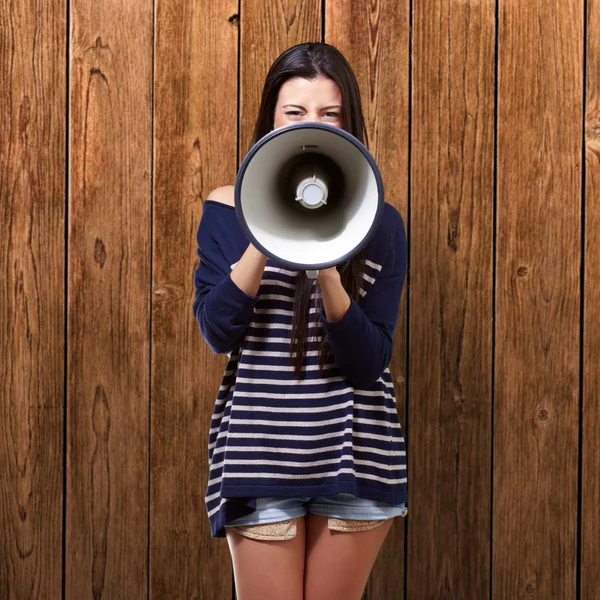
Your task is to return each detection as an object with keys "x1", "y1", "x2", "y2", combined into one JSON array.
[{"x1": 193, "y1": 42, "x2": 408, "y2": 600}]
